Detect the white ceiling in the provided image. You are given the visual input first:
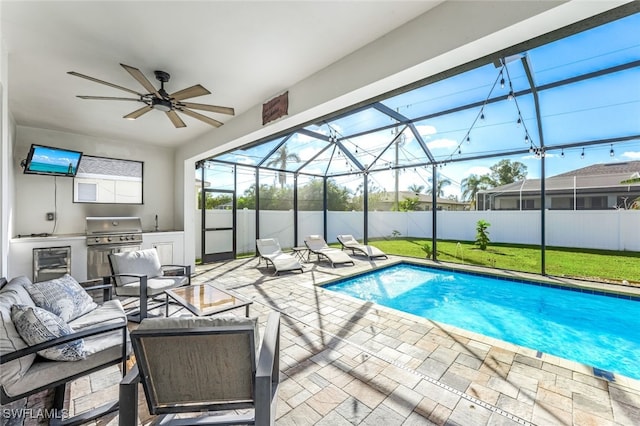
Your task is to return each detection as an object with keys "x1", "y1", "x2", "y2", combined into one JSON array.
[{"x1": 2, "y1": 1, "x2": 441, "y2": 148}]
